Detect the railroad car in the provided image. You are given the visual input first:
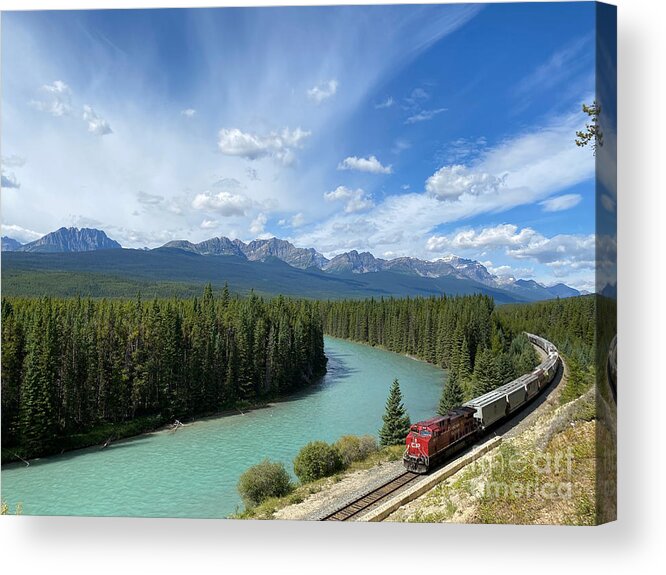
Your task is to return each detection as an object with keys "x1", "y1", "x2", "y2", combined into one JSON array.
[{"x1": 403, "y1": 333, "x2": 561, "y2": 473}]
